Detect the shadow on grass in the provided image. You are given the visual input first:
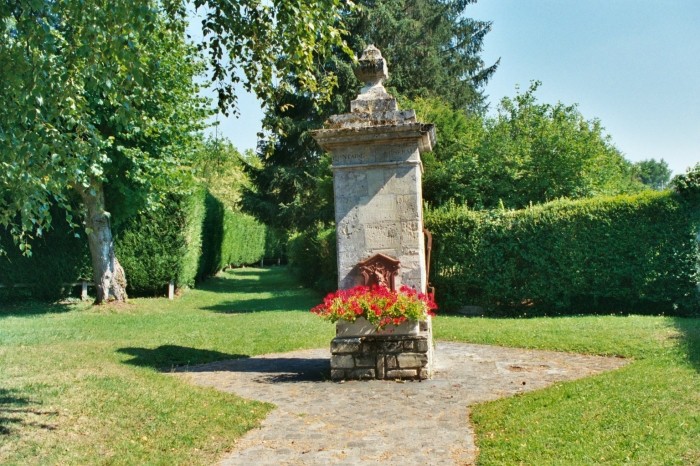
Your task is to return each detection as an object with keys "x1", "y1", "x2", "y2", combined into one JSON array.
[
  {"x1": 0, "y1": 301, "x2": 75, "y2": 319},
  {"x1": 117, "y1": 345, "x2": 248, "y2": 371},
  {"x1": 178, "y1": 355, "x2": 330, "y2": 382},
  {"x1": 118, "y1": 346, "x2": 330, "y2": 382},
  {"x1": 197, "y1": 267, "x2": 307, "y2": 295},
  {"x1": 0, "y1": 388, "x2": 56, "y2": 435},
  {"x1": 673, "y1": 317, "x2": 700, "y2": 372},
  {"x1": 202, "y1": 294, "x2": 313, "y2": 314},
  {"x1": 0, "y1": 388, "x2": 30, "y2": 435}
]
